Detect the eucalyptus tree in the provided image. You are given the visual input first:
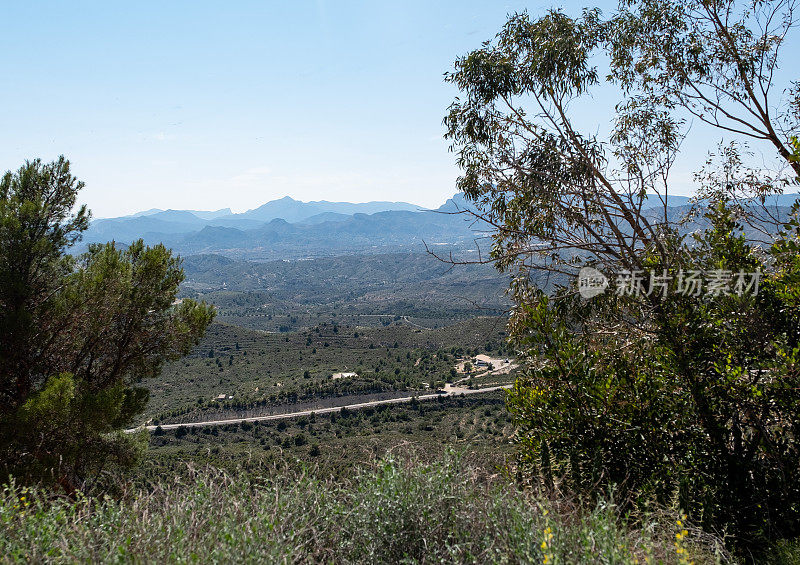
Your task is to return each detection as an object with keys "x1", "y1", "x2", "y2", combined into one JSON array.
[
  {"x1": 444, "y1": 0, "x2": 798, "y2": 282},
  {"x1": 444, "y1": 0, "x2": 800, "y2": 550}
]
